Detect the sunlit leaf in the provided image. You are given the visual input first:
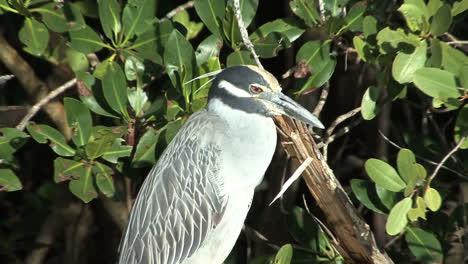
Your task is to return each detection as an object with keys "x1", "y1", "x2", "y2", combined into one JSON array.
[
  {"x1": 27, "y1": 124, "x2": 76, "y2": 157},
  {"x1": 69, "y1": 165, "x2": 97, "y2": 203},
  {"x1": 365, "y1": 158, "x2": 406, "y2": 192},
  {"x1": 386, "y1": 197, "x2": 412, "y2": 235},
  {"x1": 0, "y1": 169, "x2": 22, "y2": 192},
  {"x1": 405, "y1": 227, "x2": 442, "y2": 262}
]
